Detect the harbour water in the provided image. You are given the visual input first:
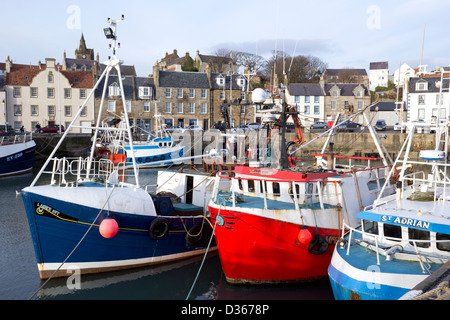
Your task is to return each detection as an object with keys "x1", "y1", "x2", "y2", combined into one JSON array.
[{"x1": 0, "y1": 161, "x2": 334, "y2": 300}]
